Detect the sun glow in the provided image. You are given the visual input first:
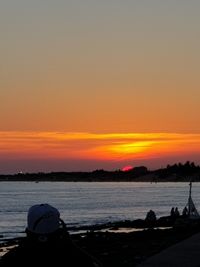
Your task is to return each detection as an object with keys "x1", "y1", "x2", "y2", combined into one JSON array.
[
  {"x1": 1, "y1": 132, "x2": 200, "y2": 163},
  {"x1": 107, "y1": 141, "x2": 156, "y2": 154}
]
